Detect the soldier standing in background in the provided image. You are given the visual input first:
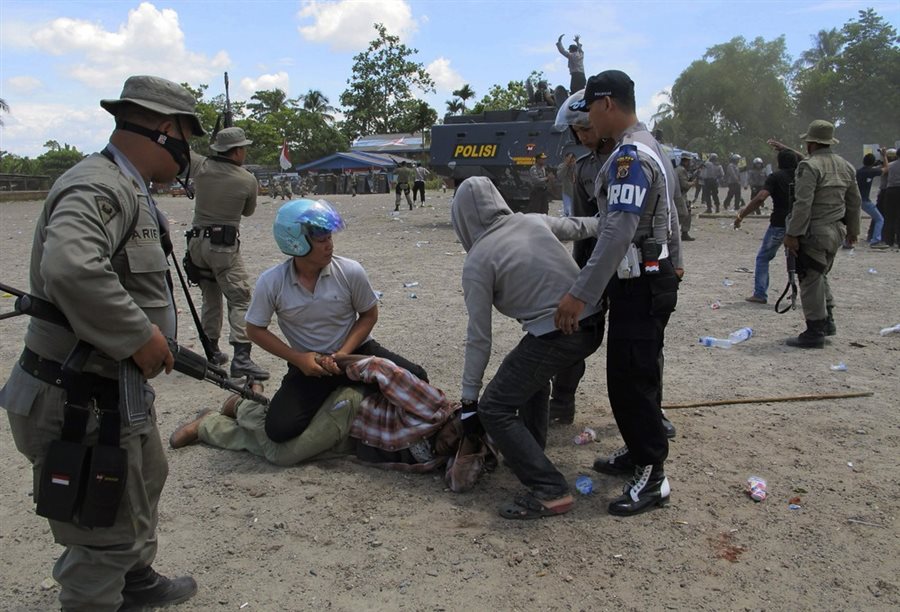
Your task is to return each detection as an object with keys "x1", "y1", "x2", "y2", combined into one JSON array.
[
  {"x1": 747, "y1": 157, "x2": 767, "y2": 215},
  {"x1": 700, "y1": 153, "x2": 724, "y2": 213},
  {"x1": 783, "y1": 120, "x2": 860, "y2": 348},
  {"x1": 528, "y1": 153, "x2": 552, "y2": 214},
  {"x1": 675, "y1": 156, "x2": 696, "y2": 241},
  {"x1": 394, "y1": 161, "x2": 415, "y2": 211},
  {"x1": 187, "y1": 127, "x2": 269, "y2": 379},
  {"x1": 722, "y1": 154, "x2": 745, "y2": 211},
  {"x1": 0, "y1": 75, "x2": 199, "y2": 612}
]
